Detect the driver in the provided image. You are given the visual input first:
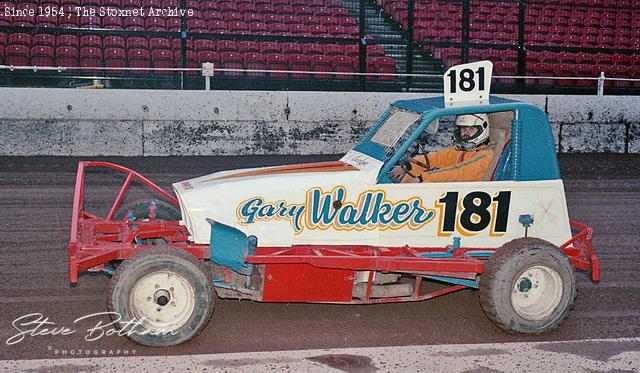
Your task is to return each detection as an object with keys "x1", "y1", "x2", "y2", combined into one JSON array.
[{"x1": 391, "y1": 114, "x2": 494, "y2": 183}]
